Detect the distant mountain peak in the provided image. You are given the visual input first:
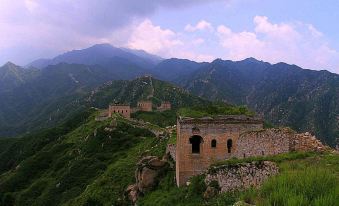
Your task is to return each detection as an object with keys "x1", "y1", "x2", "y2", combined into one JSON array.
[
  {"x1": 3, "y1": 61, "x2": 17, "y2": 67},
  {"x1": 243, "y1": 57, "x2": 260, "y2": 62}
]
